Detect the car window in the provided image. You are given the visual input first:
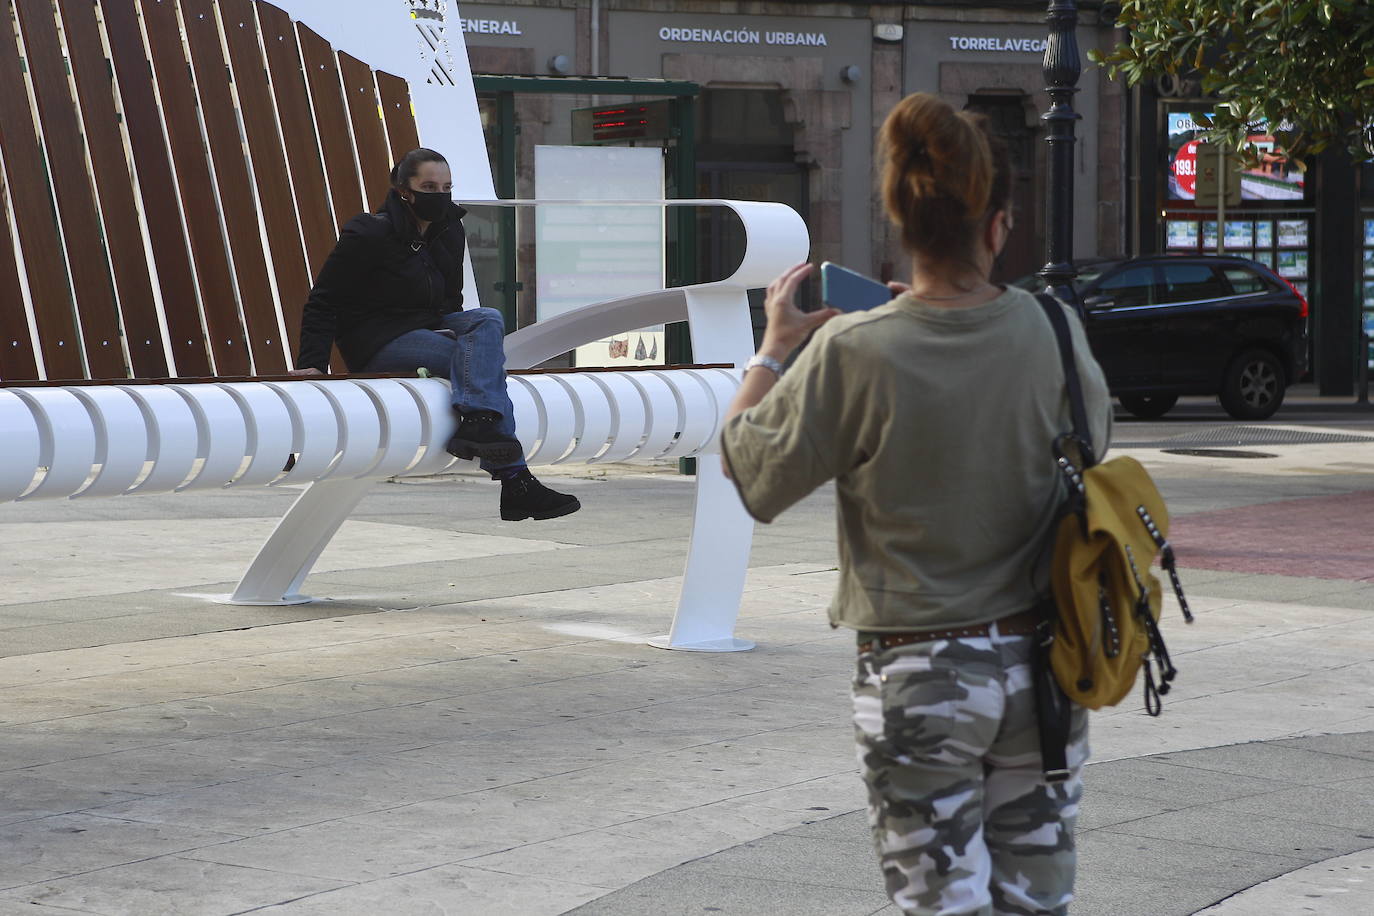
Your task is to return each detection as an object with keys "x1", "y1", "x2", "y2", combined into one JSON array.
[
  {"x1": 1222, "y1": 267, "x2": 1268, "y2": 295},
  {"x1": 1162, "y1": 264, "x2": 1228, "y2": 303},
  {"x1": 1094, "y1": 266, "x2": 1155, "y2": 308},
  {"x1": 1008, "y1": 263, "x2": 1112, "y2": 294},
  {"x1": 1070, "y1": 264, "x2": 1110, "y2": 293}
]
